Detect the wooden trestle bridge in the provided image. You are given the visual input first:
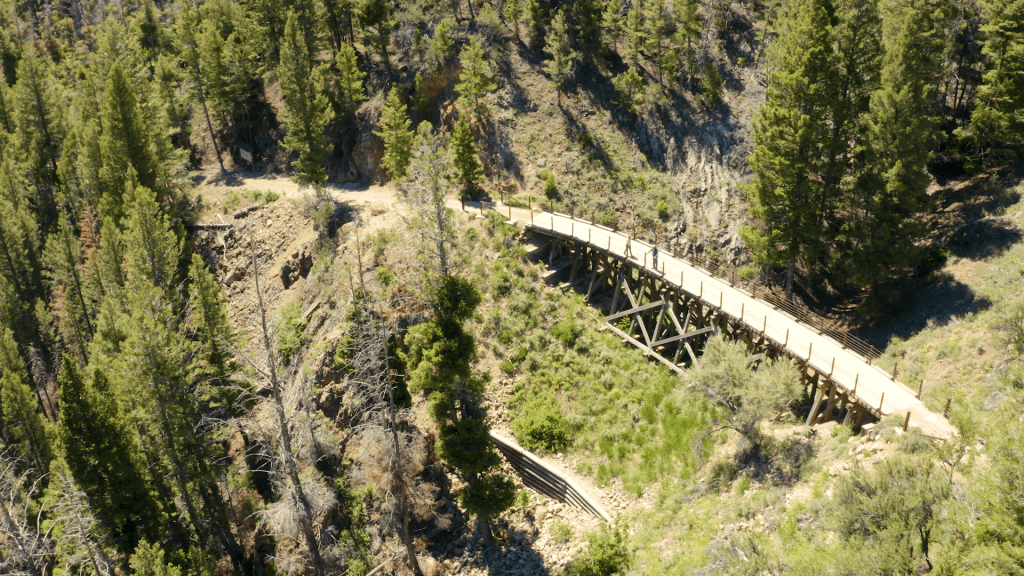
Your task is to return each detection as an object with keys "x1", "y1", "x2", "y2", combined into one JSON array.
[{"x1": 481, "y1": 203, "x2": 955, "y2": 440}]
